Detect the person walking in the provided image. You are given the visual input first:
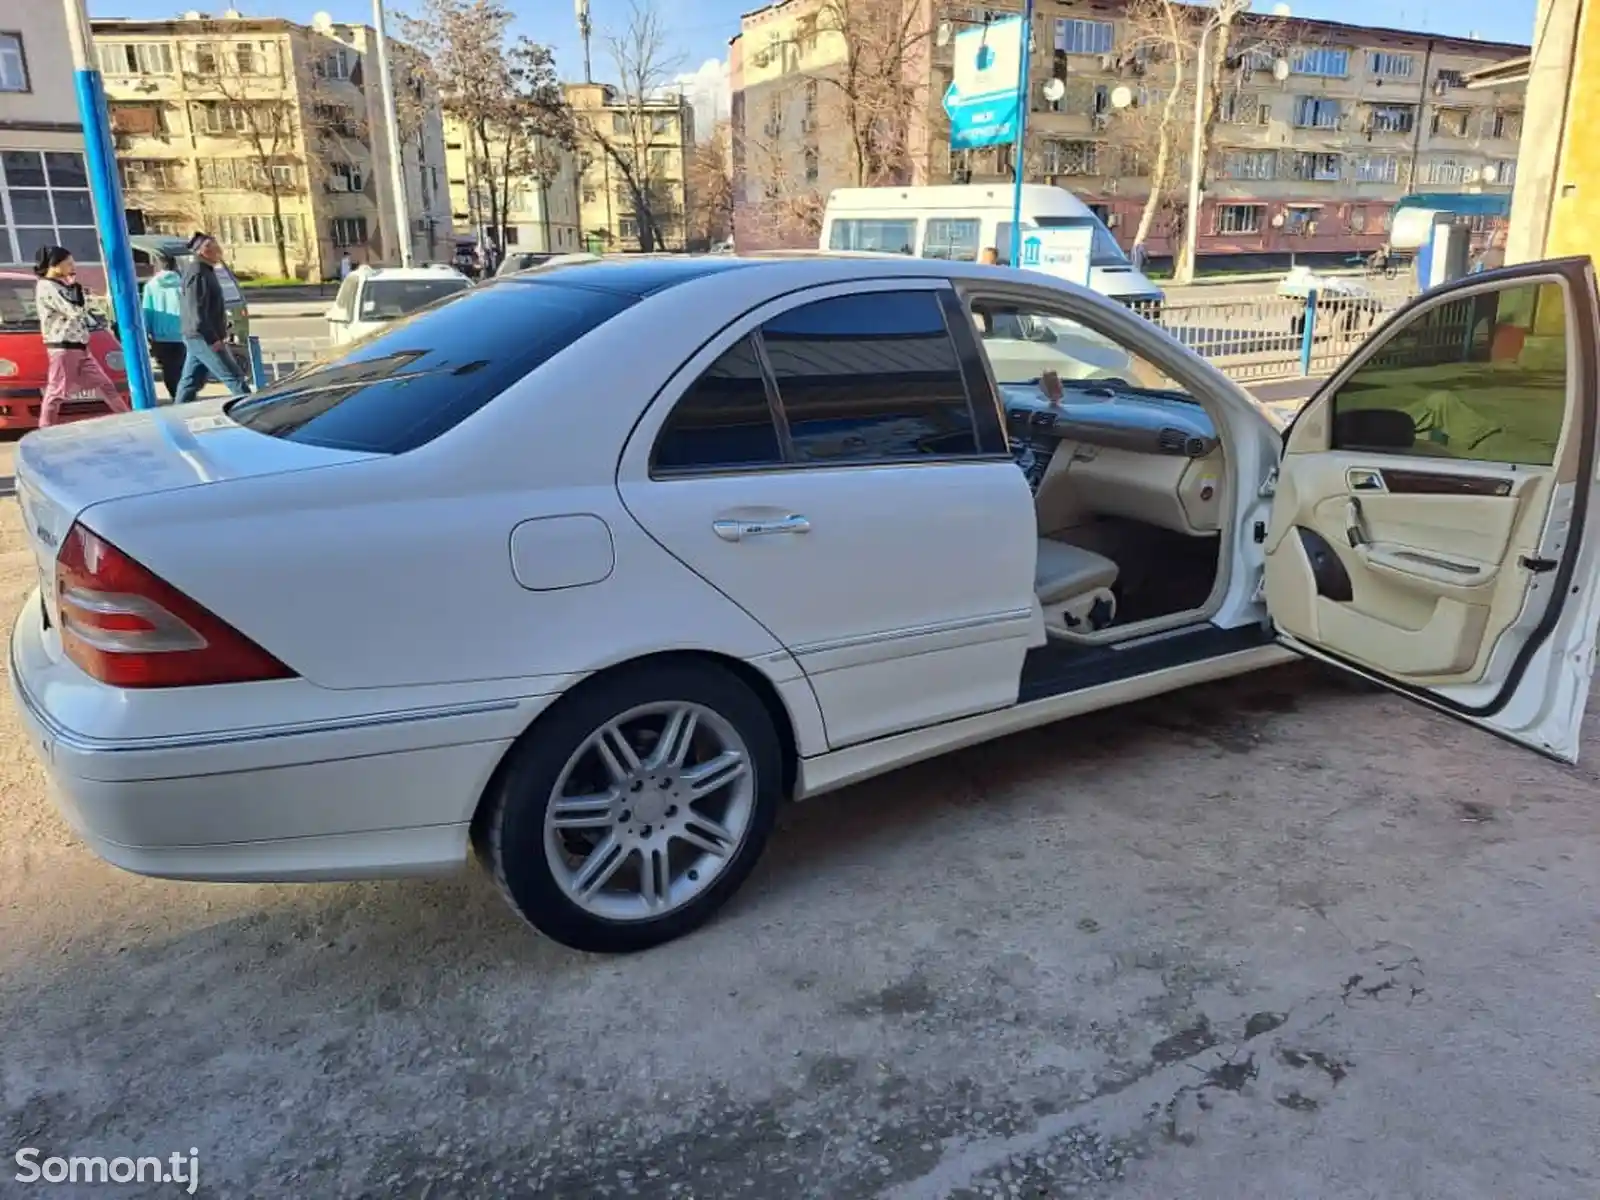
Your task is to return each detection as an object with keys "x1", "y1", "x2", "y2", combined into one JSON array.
[
  {"x1": 140, "y1": 252, "x2": 185, "y2": 400},
  {"x1": 338, "y1": 250, "x2": 354, "y2": 280},
  {"x1": 32, "y1": 246, "x2": 131, "y2": 428},
  {"x1": 174, "y1": 233, "x2": 249, "y2": 404}
]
